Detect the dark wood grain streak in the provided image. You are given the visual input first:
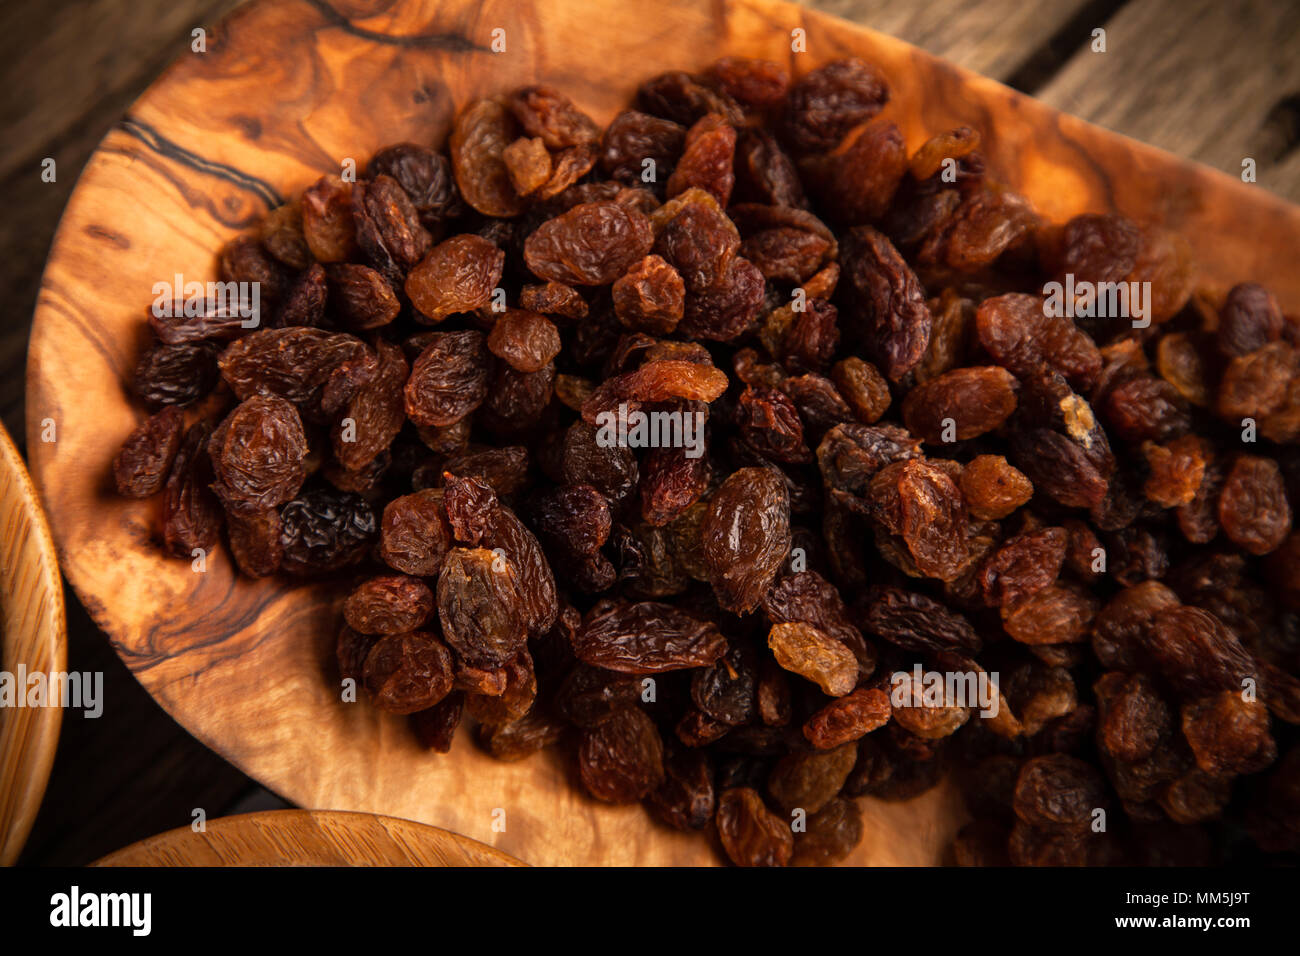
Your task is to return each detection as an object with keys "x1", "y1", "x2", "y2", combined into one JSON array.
[
  {"x1": 120, "y1": 118, "x2": 286, "y2": 208},
  {"x1": 304, "y1": 0, "x2": 487, "y2": 50}
]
